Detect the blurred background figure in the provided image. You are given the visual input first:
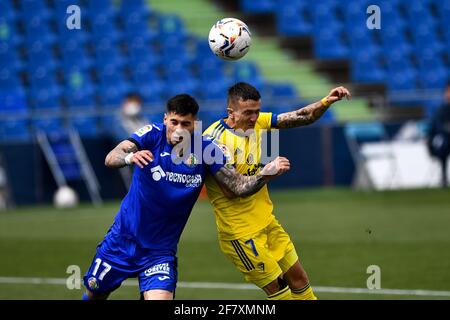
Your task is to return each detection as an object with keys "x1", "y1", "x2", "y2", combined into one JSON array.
[
  {"x1": 114, "y1": 92, "x2": 148, "y2": 189},
  {"x1": 427, "y1": 82, "x2": 450, "y2": 188},
  {"x1": 114, "y1": 92, "x2": 148, "y2": 140}
]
